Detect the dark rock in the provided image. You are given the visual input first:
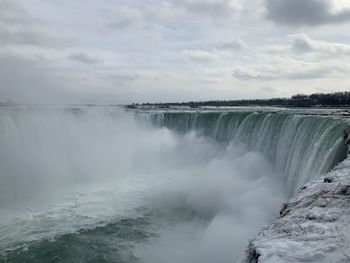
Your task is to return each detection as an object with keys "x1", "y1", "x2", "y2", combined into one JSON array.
[
  {"x1": 337, "y1": 185, "x2": 350, "y2": 195},
  {"x1": 246, "y1": 242, "x2": 261, "y2": 263},
  {"x1": 280, "y1": 203, "x2": 290, "y2": 217},
  {"x1": 324, "y1": 177, "x2": 333, "y2": 183},
  {"x1": 306, "y1": 213, "x2": 317, "y2": 220}
]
